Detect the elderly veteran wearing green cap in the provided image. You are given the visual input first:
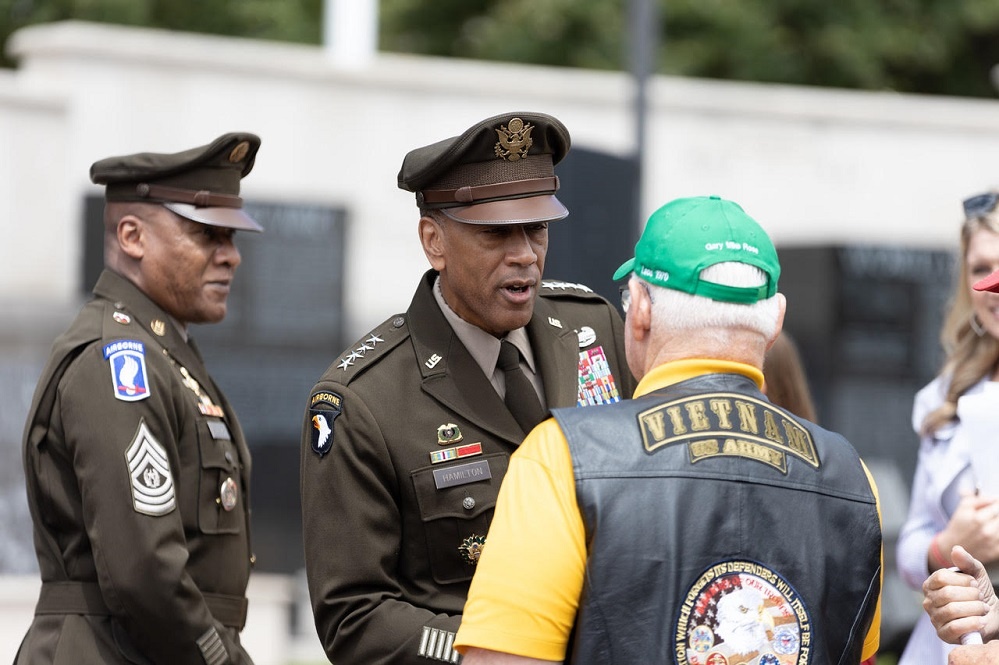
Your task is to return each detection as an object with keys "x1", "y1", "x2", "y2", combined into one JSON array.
[
  {"x1": 454, "y1": 195, "x2": 884, "y2": 665},
  {"x1": 300, "y1": 112, "x2": 635, "y2": 664},
  {"x1": 16, "y1": 133, "x2": 261, "y2": 665}
]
